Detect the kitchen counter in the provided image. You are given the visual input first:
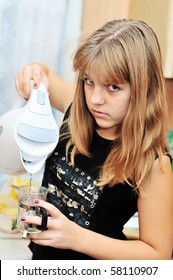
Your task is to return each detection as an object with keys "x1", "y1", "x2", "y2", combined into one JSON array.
[
  {"x1": 0, "y1": 232, "x2": 31, "y2": 260},
  {"x1": 0, "y1": 213, "x2": 31, "y2": 260},
  {"x1": 0, "y1": 174, "x2": 32, "y2": 260}
]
